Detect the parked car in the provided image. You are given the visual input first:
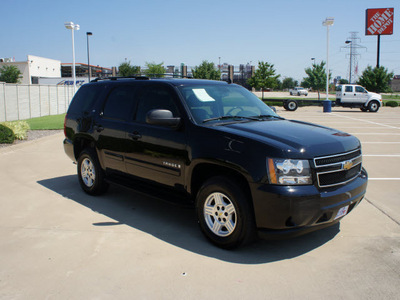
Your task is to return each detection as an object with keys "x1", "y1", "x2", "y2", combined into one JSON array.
[
  {"x1": 290, "y1": 87, "x2": 308, "y2": 96},
  {"x1": 64, "y1": 78, "x2": 368, "y2": 249},
  {"x1": 336, "y1": 84, "x2": 382, "y2": 112}
]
